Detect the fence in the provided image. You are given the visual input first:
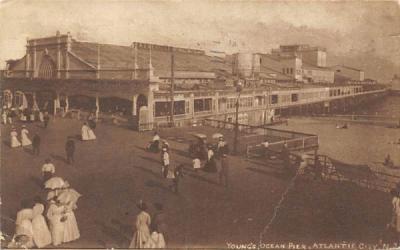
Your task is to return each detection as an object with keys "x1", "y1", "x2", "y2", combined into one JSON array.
[
  {"x1": 307, "y1": 154, "x2": 400, "y2": 193},
  {"x1": 203, "y1": 118, "x2": 319, "y2": 155},
  {"x1": 309, "y1": 114, "x2": 400, "y2": 127}
]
